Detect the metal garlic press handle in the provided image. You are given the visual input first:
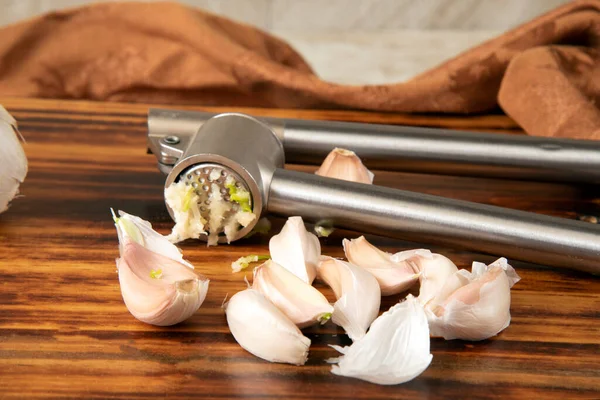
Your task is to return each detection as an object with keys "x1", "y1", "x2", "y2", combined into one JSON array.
[
  {"x1": 148, "y1": 108, "x2": 600, "y2": 184},
  {"x1": 268, "y1": 170, "x2": 600, "y2": 275},
  {"x1": 149, "y1": 112, "x2": 600, "y2": 275}
]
